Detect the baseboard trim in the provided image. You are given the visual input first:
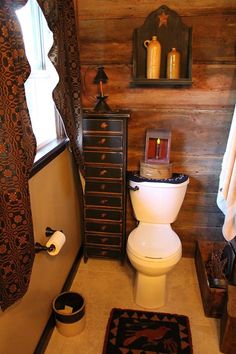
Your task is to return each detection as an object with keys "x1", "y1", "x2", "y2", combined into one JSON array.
[{"x1": 34, "y1": 246, "x2": 84, "y2": 354}]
